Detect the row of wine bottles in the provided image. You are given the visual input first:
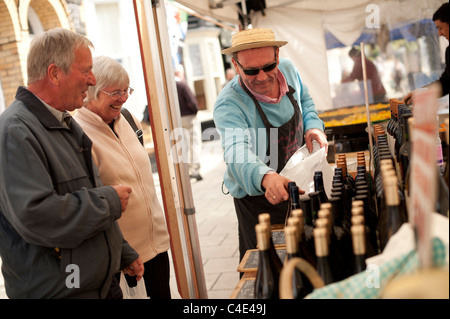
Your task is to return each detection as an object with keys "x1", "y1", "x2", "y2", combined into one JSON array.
[
  {"x1": 254, "y1": 148, "x2": 419, "y2": 298},
  {"x1": 254, "y1": 194, "x2": 370, "y2": 299},
  {"x1": 253, "y1": 98, "x2": 448, "y2": 299},
  {"x1": 384, "y1": 98, "x2": 449, "y2": 217}
]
